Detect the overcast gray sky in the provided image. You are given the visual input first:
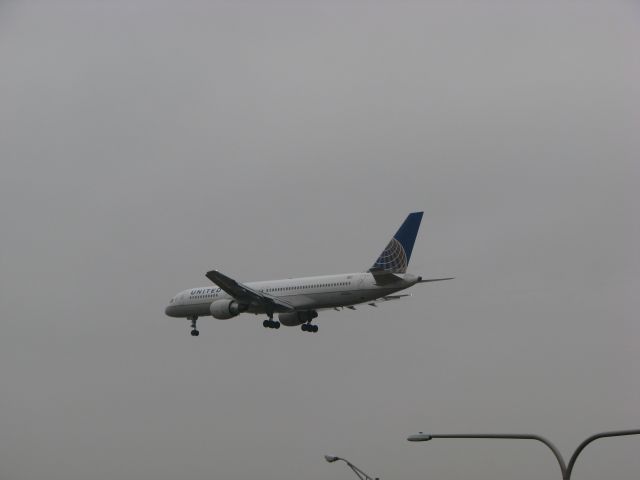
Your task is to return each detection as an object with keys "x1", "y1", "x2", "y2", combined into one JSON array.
[{"x1": 1, "y1": 1, "x2": 639, "y2": 479}]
